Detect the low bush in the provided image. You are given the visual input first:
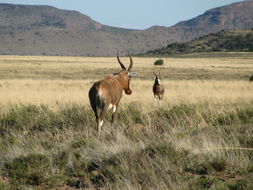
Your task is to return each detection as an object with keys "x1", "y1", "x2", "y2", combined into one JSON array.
[
  {"x1": 3, "y1": 154, "x2": 50, "y2": 185},
  {"x1": 249, "y1": 75, "x2": 253, "y2": 82},
  {"x1": 154, "y1": 59, "x2": 164, "y2": 65}
]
